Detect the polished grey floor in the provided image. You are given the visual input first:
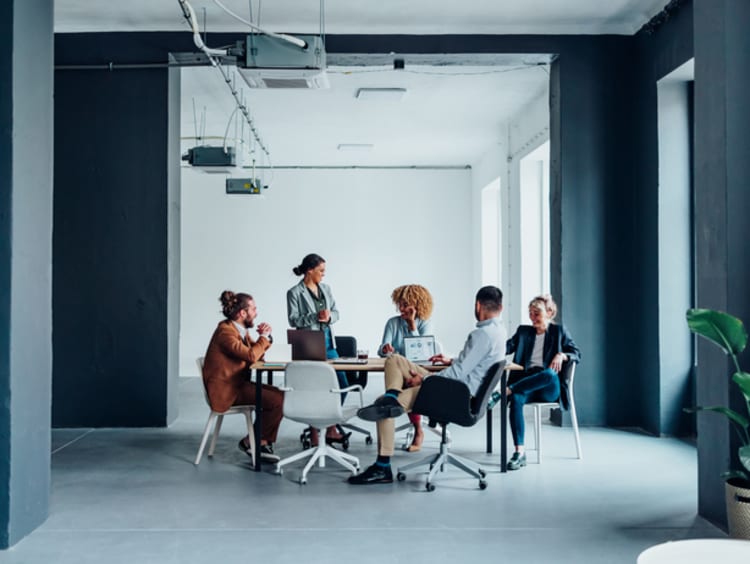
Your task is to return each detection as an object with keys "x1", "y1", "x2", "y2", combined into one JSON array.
[{"x1": 2, "y1": 378, "x2": 724, "y2": 563}]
